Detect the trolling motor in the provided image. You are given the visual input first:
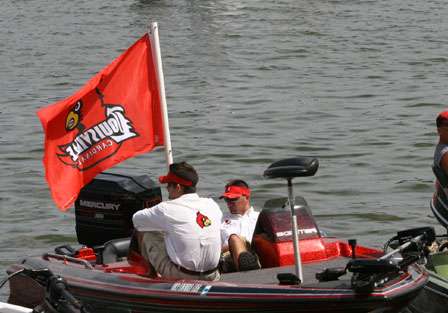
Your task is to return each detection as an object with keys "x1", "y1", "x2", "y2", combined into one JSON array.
[
  {"x1": 347, "y1": 227, "x2": 435, "y2": 292},
  {"x1": 382, "y1": 227, "x2": 436, "y2": 263},
  {"x1": 0, "y1": 268, "x2": 91, "y2": 313},
  {"x1": 264, "y1": 156, "x2": 319, "y2": 284}
]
